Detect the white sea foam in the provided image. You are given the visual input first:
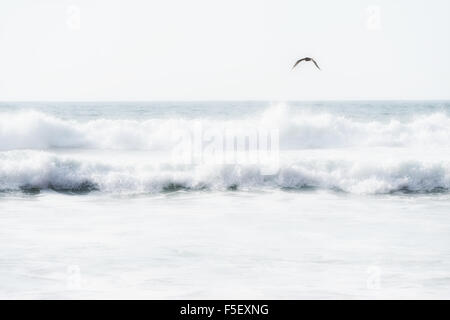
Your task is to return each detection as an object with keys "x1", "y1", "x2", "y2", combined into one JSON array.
[
  {"x1": 1, "y1": 107, "x2": 450, "y2": 150},
  {"x1": 1, "y1": 105, "x2": 450, "y2": 194},
  {"x1": 2, "y1": 102, "x2": 450, "y2": 300},
  {"x1": 1, "y1": 150, "x2": 449, "y2": 194}
]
